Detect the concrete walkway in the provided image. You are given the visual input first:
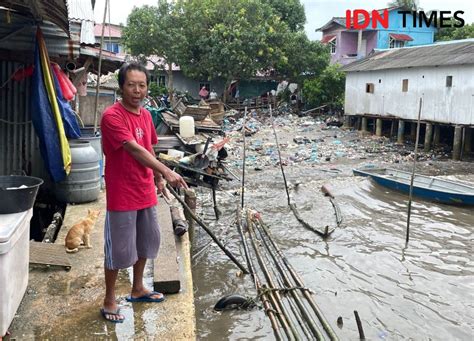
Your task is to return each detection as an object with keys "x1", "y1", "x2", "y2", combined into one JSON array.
[{"x1": 7, "y1": 191, "x2": 196, "y2": 340}]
